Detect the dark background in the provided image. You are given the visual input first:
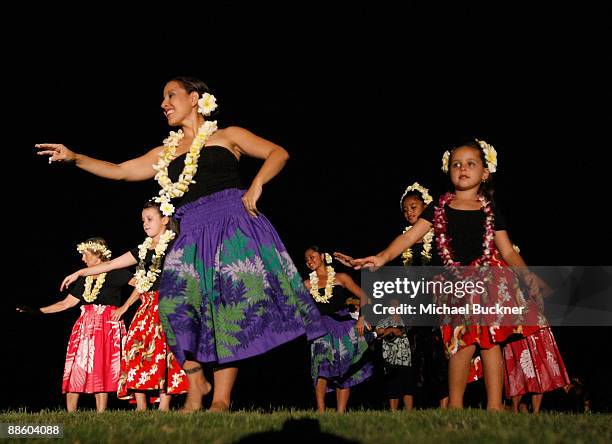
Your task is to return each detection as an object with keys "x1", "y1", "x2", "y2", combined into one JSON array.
[{"x1": 3, "y1": 3, "x2": 610, "y2": 411}]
